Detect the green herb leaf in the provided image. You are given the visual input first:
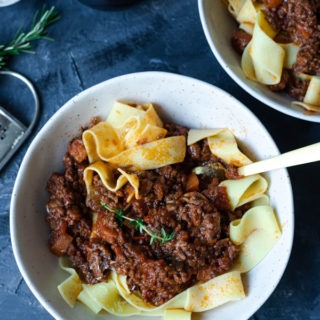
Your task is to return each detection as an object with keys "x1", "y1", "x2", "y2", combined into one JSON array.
[
  {"x1": 150, "y1": 231, "x2": 159, "y2": 245},
  {"x1": 115, "y1": 208, "x2": 124, "y2": 226},
  {"x1": 135, "y1": 218, "x2": 145, "y2": 233},
  {"x1": 0, "y1": 6, "x2": 60, "y2": 69},
  {"x1": 102, "y1": 203, "x2": 175, "y2": 245},
  {"x1": 101, "y1": 201, "x2": 114, "y2": 212}
]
